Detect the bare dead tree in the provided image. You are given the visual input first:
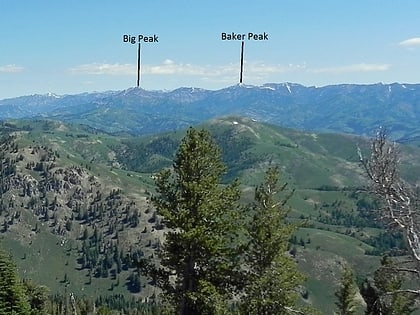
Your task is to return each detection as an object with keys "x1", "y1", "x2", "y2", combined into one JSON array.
[
  {"x1": 358, "y1": 128, "x2": 420, "y2": 298},
  {"x1": 70, "y1": 292, "x2": 78, "y2": 315}
]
